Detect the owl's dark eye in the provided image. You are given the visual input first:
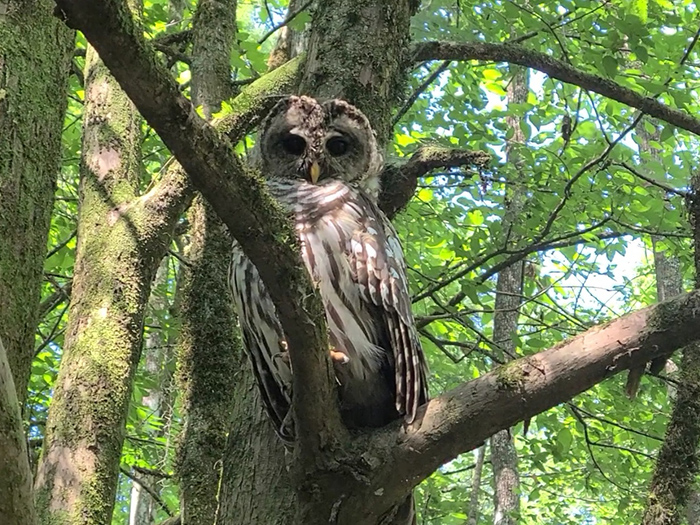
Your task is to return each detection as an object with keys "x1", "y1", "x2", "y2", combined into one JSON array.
[
  {"x1": 281, "y1": 134, "x2": 307, "y2": 156},
  {"x1": 326, "y1": 136, "x2": 349, "y2": 157}
]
